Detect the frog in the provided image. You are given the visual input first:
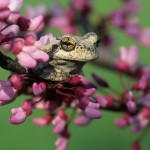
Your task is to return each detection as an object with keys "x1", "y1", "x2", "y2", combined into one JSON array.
[{"x1": 32, "y1": 32, "x2": 99, "y2": 82}]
